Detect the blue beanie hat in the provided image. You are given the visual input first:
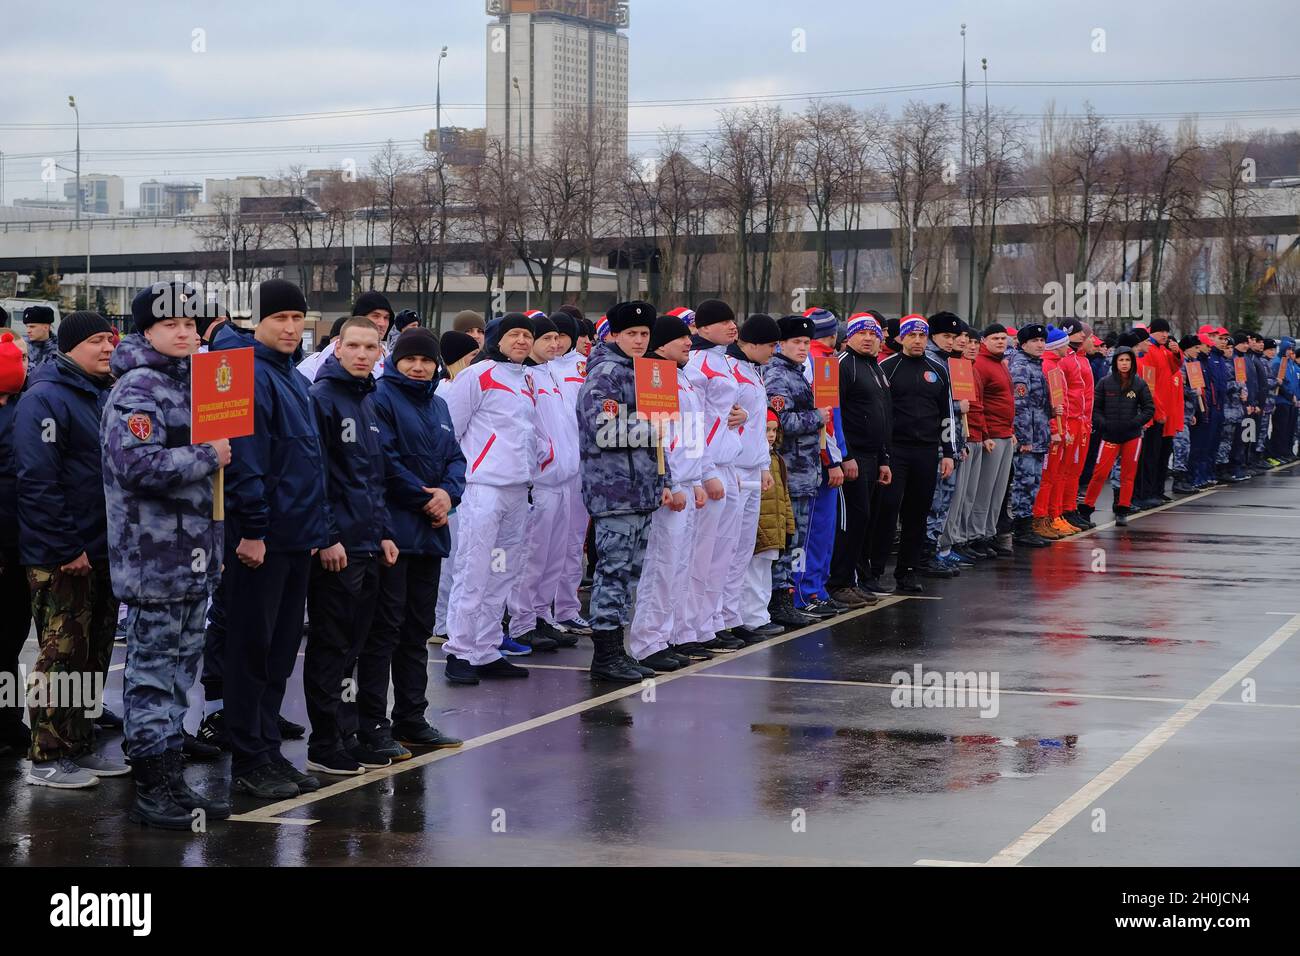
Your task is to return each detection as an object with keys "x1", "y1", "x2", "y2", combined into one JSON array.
[{"x1": 1045, "y1": 325, "x2": 1070, "y2": 350}]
